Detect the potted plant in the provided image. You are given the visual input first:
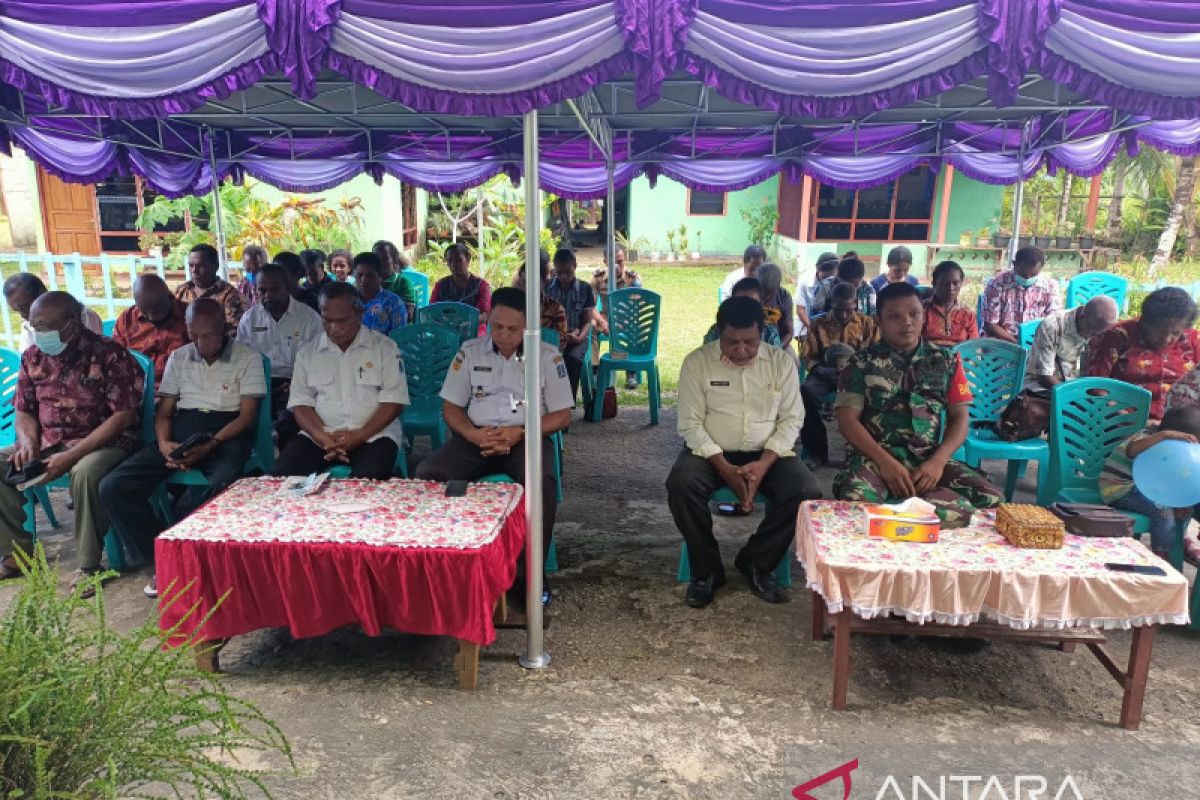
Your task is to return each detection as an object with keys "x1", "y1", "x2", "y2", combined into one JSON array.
[
  {"x1": 1078, "y1": 228, "x2": 1096, "y2": 249},
  {"x1": 974, "y1": 227, "x2": 990, "y2": 248},
  {"x1": 959, "y1": 229, "x2": 973, "y2": 247},
  {"x1": 665, "y1": 229, "x2": 676, "y2": 261},
  {"x1": 993, "y1": 227, "x2": 1011, "y2": 248},
  {"x1": 677, "y1": 224, "x2": 690, "y2": 259},
  {"x1": 1054, "y1": 223, "x2": 1073, "y2": 250},
  {"x1": 1033, "y1": 222, "x2": 1052, "y2": 249},
  {"x1": 692, "y1": 230, "x2": 702, "y2": 260},
  {"x1": 633, "y1": 236, "x2": 652, "y2": 262}
]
